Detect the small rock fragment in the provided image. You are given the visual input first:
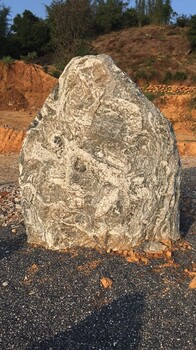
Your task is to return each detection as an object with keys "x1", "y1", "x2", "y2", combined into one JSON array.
[
  {"x1": 2, "y1": 281, "x2": 8, "y2": 287},
  {"x1": 100, "y1": 277, "x2": 113, "y2": 289},
  {"x1": 189, "y1": 277, "x2": 196, "y2": 289}
]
